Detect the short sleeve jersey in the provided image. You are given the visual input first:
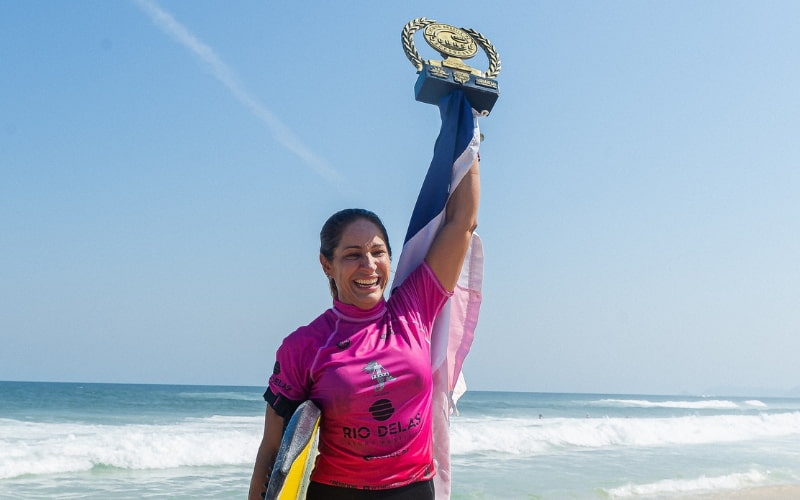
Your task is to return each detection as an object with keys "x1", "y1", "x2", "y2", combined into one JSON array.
[{"x1": 267, "y1": 262, "x2": 451, "y2": 490}]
